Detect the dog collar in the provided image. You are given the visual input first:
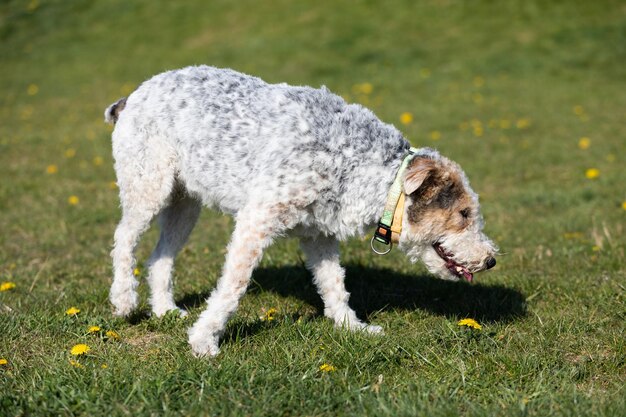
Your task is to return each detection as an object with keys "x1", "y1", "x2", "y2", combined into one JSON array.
[{"x1": 371, "y1": 147, "x2": 418, "y2": 255}]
